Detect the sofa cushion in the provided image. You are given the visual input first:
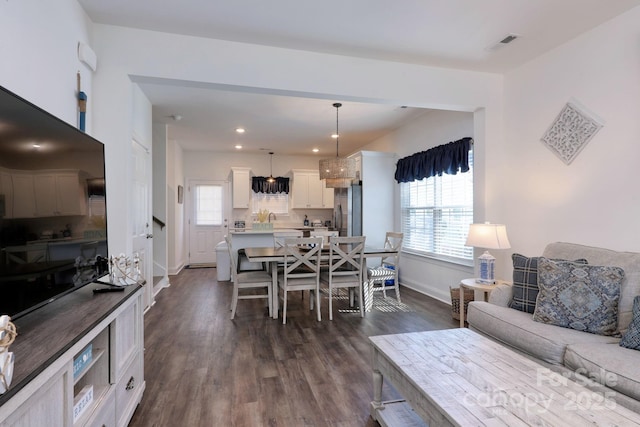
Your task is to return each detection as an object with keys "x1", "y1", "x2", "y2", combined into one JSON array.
[
  {"x1": 533, "y1": 258, "x2": 623, "y2": 336},
  {"x1": 564, "y1": 342, "x2": 640, "y2": 402},
  {"x1": 620, "y1": 296, "x2": 640, "y2": 350},
  {"x1": 510, "y1": 253, "x2": 587, "y2": 314},
  {"x1": 467, "y1": 301, "x2": 618, "y2": 365},
  {"x1": 543, "y1": 242, "x2": 640, "y2": 335}
]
